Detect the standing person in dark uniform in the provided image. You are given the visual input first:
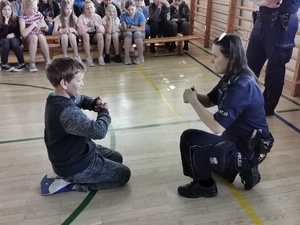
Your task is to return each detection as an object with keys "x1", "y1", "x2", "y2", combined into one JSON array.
[
  {"x1": 178, "y1": 33, "x2": 274, "y2": 198},
  {"x1": 148, "y1": 0, "x2": 175, "y2": 53},
  {"x1": 246, "y1": 0, "x2": 300, "y2": 116}
]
